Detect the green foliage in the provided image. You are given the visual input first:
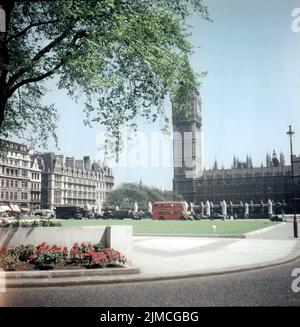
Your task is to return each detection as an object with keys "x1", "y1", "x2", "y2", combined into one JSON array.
[
  {"x1": 0, "y1": 0, "x2": 209, "y2": 153},
  {"x1": 69, "y1": 242, "x2": 126, "y2": 268},
  {"x1": 14, "y1": 244, "x2": 36, "y2": 262},
  {"x1": 0, "y1": 219, "x2": 62, "y2": 228},
  {"x1": 106, "y1": 182, "x2": 183, "y2": 209},
  {"x1": 0, "y1": 248, "x2": 20, "y2": 271},
  {"x1": 0, "y1": 242, "x2": 127, "y2": 270},
  {"x1": 31, "y1": 243, "x2": 63, "y2": 270}
]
